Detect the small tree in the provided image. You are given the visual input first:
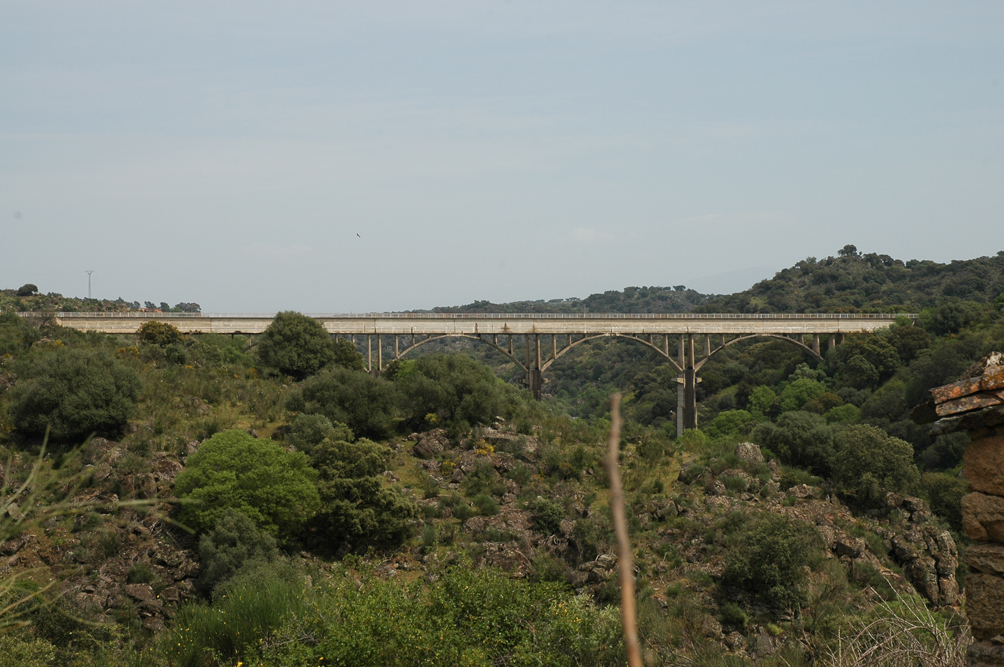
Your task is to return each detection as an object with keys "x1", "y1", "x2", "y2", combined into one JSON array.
[
  {"x1": 9, "y1": 348, "x2": 141, "y2": 442},
  {"x1": 308, "y1": 436, "x2": 417, "y2": 551},
  {"x1": 137, "y1": 320, "x2": 183, "y2": 347},
  {"x1": 721, "y1": 511, "x2": 824, "y2": 609},
  {"x1": 175, "y1": 430, "x2": 321, "y2": 542},
  {"x1": 256, "y1": 311, "x2": 361, "y2": 379},
  {"x1": 197, "y1": 509, "x2": 280, "y2": 595},
  {"x1": 286, "y1": 367, "x2": 398, "y2": 439},
  {"x1": 15, "y1": 284, "x2": 38, "y2": 297},
  {"x1": 832, "y1": 424, "x2": 919, "y2": 505}
]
